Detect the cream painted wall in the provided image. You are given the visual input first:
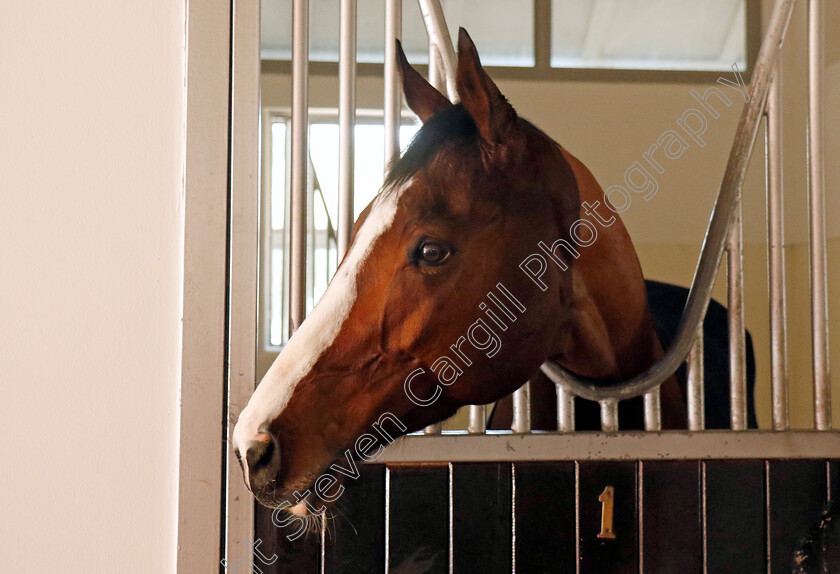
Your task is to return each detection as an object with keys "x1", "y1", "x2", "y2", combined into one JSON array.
[
  {"x1": 261, "y1": 0, "x2": 839, "y2": 429},
  {"x1": 0, "y1": 1, "x2": 185, "y2": 572}
]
